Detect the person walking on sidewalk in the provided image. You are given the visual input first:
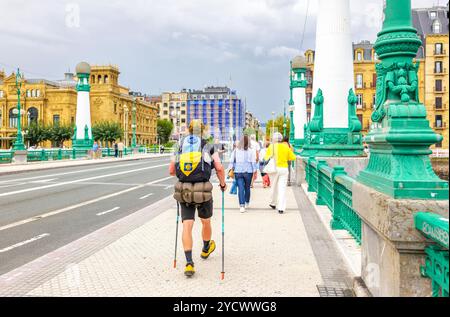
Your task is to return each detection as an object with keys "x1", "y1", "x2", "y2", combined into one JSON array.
[
  {"x1": 169, "y1": 120, "x2": 227, "y2": 278},
  {"x1": 117, "y1": 141, "x2": 124, "y2": 158},
  {"x1": 264, "y1": 132, "x2": 296, "y2": 214},
  {"x1": 229, "y1": 135, "x2": 258, "y2": 213},
  {"x1": 114, "y1": 142, "x2": 119, "y2": 158},
  {"x1": 259, "y1": 141, "x2": 271, "y2": 188}
]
